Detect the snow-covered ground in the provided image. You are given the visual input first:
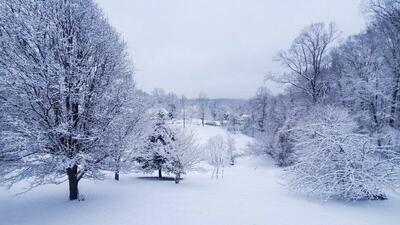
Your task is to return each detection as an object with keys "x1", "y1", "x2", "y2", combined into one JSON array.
[{"x1": 0, "y1": 124, "x2": 399, "y2": 225}]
